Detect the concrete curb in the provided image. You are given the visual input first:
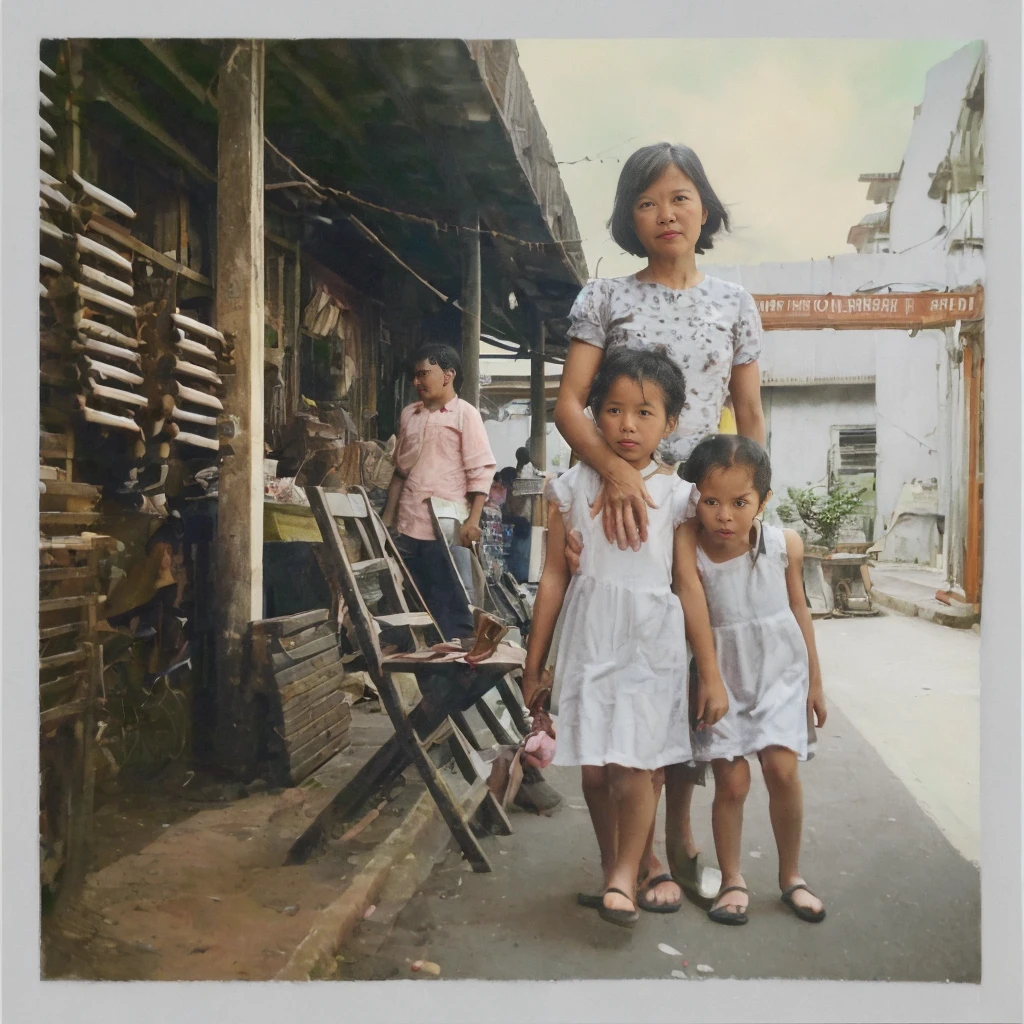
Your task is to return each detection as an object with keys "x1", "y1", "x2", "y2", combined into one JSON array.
[
  {"x1": 273, "y1": 790, "x2": 440, "y2": 981},
  {"x1": 871, "y1": 587, "x2": 978, "y2": 628}
]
